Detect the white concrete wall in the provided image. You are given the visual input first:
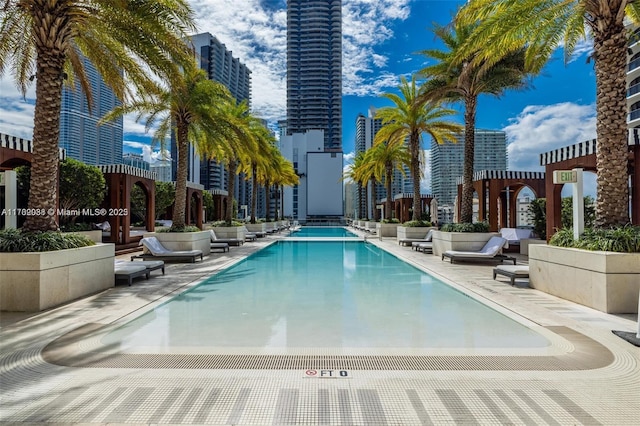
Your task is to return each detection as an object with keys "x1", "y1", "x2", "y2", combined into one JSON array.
[{"x1": 307, "y1": 152, "x2": 343, "y2": 216}]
